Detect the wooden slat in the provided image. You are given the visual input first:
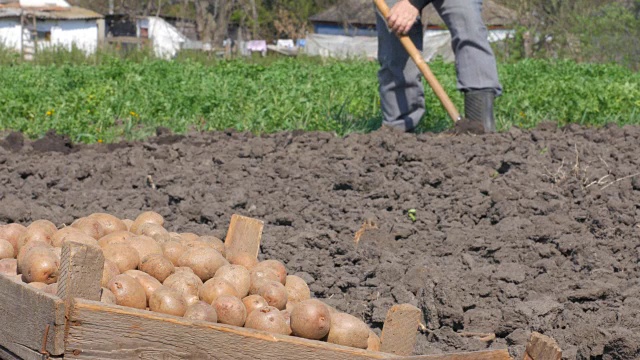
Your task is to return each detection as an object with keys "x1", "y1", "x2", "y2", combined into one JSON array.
[
  {"x1": 380, "y1": 304, "x2": 422, "y2": 356},
  {"x1": 523, "y1": 333, "x2": 561, "y2": 360},
  {"x1": 0, "y1": 345, "x2": 21, "y2": 360},
  {"x1": 66, "y1": 299, "x2": 398, "y2": 360},
  {"x1": 0, "y1": 274, "x2": 66, "y2": 356},
  {"x1": 224, "y1": 214, "x2": 264, "y2": 260},
  {"x1": 404, "y1": 349, "x2": 512, "y2": 360},
  {"x1": 57, "y1": 242, "x2": 104, "y2": 302},
  {"x1": 0, "y1": 344, "x2": 64, "y2": 360}
]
